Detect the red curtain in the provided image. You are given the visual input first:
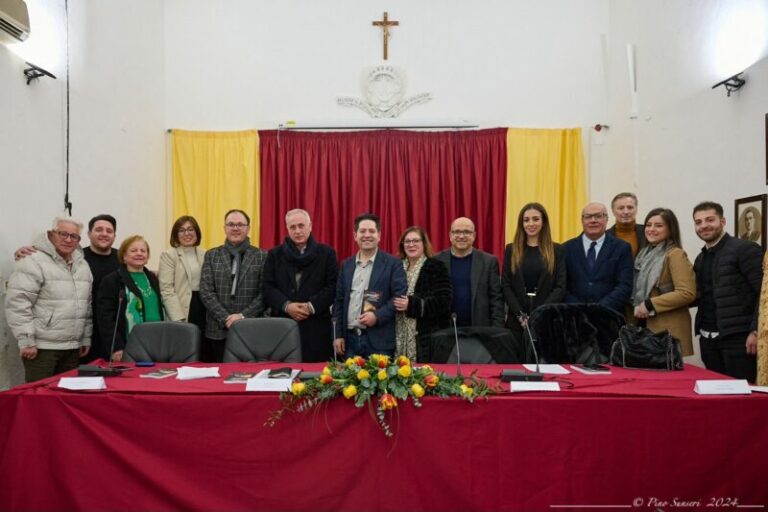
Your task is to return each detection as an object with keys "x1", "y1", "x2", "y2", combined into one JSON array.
[{"x1": 259, "y1": 129, "x2": 507, "y2": 265}]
